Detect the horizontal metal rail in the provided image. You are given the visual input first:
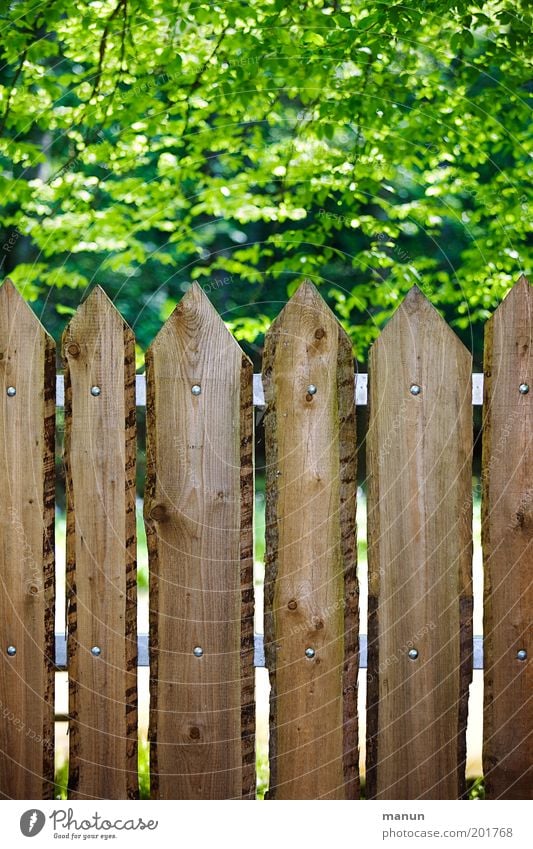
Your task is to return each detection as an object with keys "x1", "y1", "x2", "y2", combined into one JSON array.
[
  {"x1": 54, "y1": 633, "x2": 484, "y2": 670},
  {"x1": 55, "y1": 373, "x2": 485, "y2": 407}
]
